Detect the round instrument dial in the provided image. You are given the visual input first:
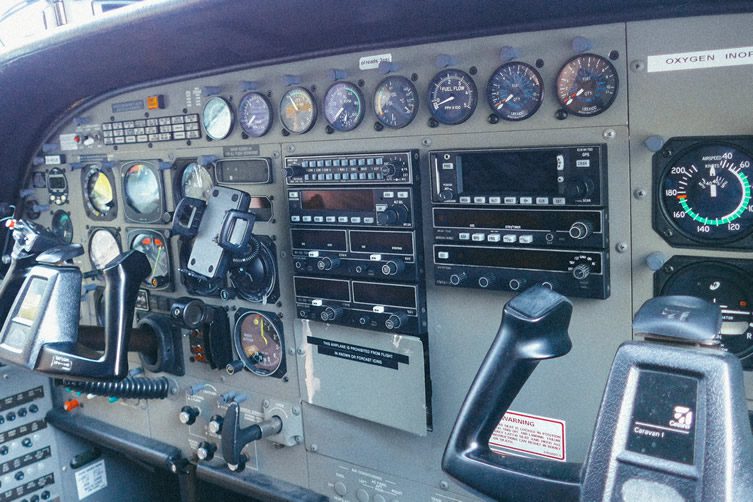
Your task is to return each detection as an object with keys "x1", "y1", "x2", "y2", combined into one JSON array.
[
  {"x1": 324, "y1": 81, "x2": 365, "y2": 132},
  {"x1": 130, "y1": 231, "x2": 170, "y2": 288},
  {"x1": 51, "y1": 210, "x2": 73, "y2": 244},
  {"x1": 427, "y1": 69, "x2": 477, "y2": 125},
  {"x1": 280, "y1": 87, "x2": 317, "y2": 134},
  {"x1": 373, "y1": 76, "x2": 418, "y2": 129},
  {"x1": 234, "y1": 311, "x2": 283, "y2": 376},
  {"x1": 123, "y1": 162, "x2": 161, "y2": 217},
  {"x1": 486, "y1": 62, "x2": 543, "y2": 121},
  {"x1": 89, "y1": 228, "x2": 121, "y2": 270},
  {"x1": 180, "y1": 163, "x2": 213, "y2": 201},
  {"x1": 202, "y1": 96, "x2": 234, "y2": 140},
  {"x1": 659, "y1": 143, "x2": 753, "y2": 243},
  {"x1": 556, "y1": 54, "x2": 618, "y2": 116},
  {"x1": 83, "y1": 166, "x2": 115, "y2": 218},
  {"x1": 660, "y1": 261, "x2": 753, "y2": 362},
  {"x1": 238, "y1": 92, "x2": 273, "y2": 137}
]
